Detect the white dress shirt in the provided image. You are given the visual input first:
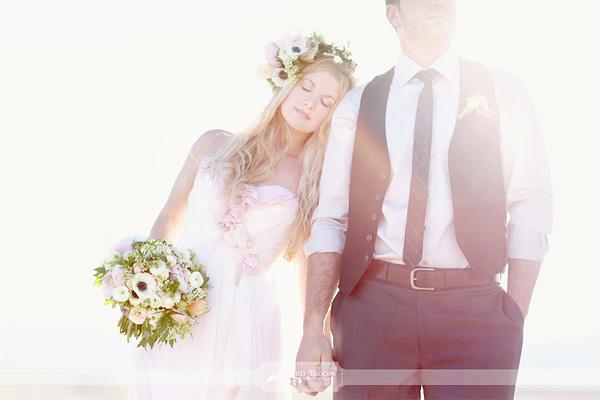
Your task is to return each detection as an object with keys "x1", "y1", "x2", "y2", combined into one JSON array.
[{"x1": 305, "y1": 49, "x2": 553, "y2": 267}]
